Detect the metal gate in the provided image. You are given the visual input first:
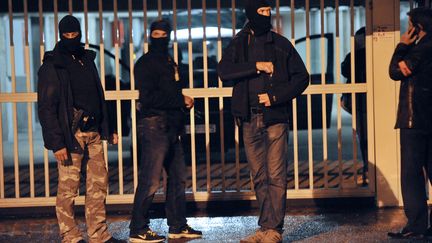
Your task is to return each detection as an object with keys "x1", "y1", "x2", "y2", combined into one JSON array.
[{"x1": 0, "y1": 0, "x2": 383, "y2": 208}]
